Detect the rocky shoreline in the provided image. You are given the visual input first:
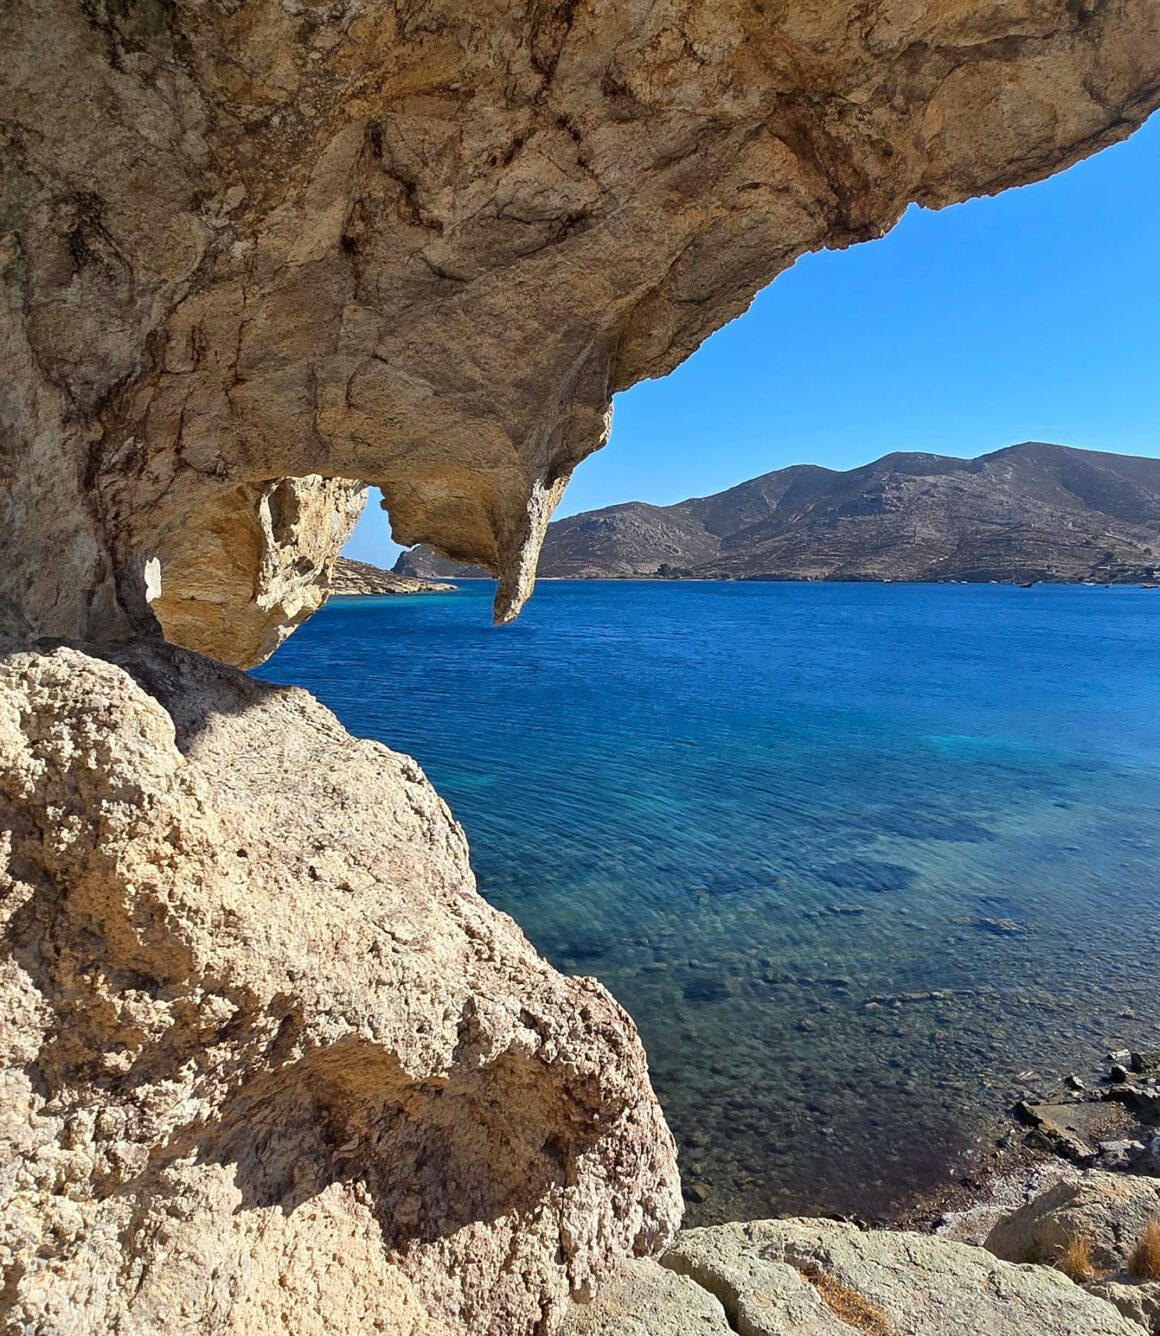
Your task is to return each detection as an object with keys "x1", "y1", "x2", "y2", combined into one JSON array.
[
  {"x1": 331, "y1": 557, "x2": 456, "y2": 597},
  {"x1": 562, "y1": 1047, "x2": 1160, "y2": 1333},
  {"x1": 899, "y1": 1047, "x2": 1160, "y2": 1235}
]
